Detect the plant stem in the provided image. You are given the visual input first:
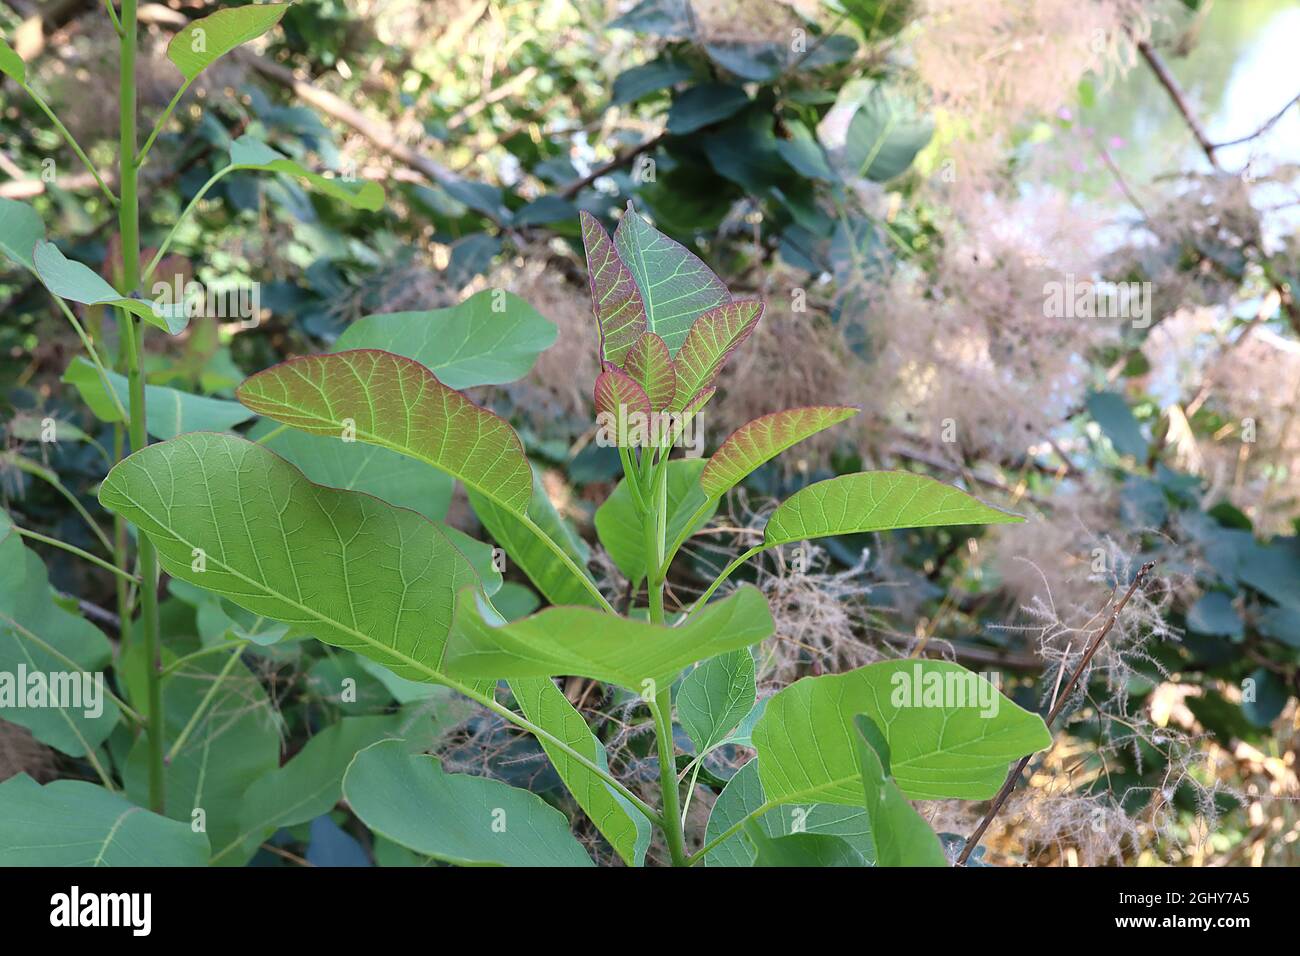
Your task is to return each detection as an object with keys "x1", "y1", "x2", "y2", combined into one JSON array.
[
  {"x1": 117, "y1": 0, "x2": 165, "y2": 814},
  {"x1": 22, "y1": 83, "x2": 118, "y2": 206},
  {"x1": 165, "y1": 646, "x2": 244, "y2": 763},
  {"x1": 685, "y1": 544, "x2": 766, "y2": 616},
  {"x1": 12, "y1": 526, "x2": 140, "y2": 583},
  {"x1": 651, "y1": 687, "x2": 688, "y2": 866},
  {"x1": 686, "y1": 799, "x2": 777, "y2": 865}
]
